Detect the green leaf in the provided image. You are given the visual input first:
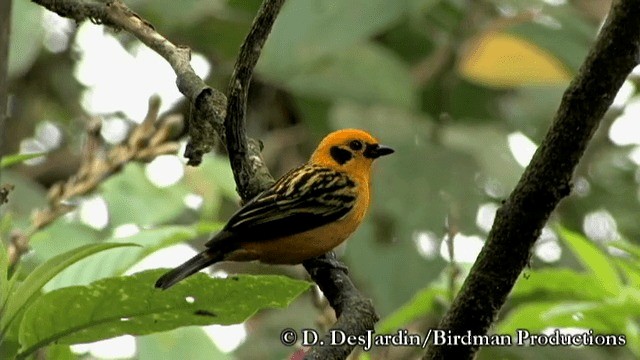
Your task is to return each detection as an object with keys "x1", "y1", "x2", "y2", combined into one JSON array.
[
  {"x1": 258, "y1": 0, "x2": 417, "y2": 108},
  {"x1": 510, "y1": 269, "x2": 610, "y2": 302},
  {"x1": 43, "y1": 225, "x2": 219, "y2": 292},
  {"x1": 377, "y1": 286, "x2": 446, "y2": 333},
  {"x1": 498, "y1": 289, "x2": 640, "y2": 335},
  {"x1": 18, "y1": 271, "x2": 310, "y2": 357},
  {"x1": 0, "y1": 152, "x2": 46, "y2": 168},
  {"x1": 614, "y1": 259, "x2": 640, "y2": 288},
  {"x1": 278, "y1": 43, "x2": 417, "y2": 108},
  {"x1": 0, "y1": 243, "x2": 139, "y2": 335},
  {"x1": 30, "y1": 221, "x2": 102, "y2": 262},
  {"x1": 260, "y1": 0, "x2": 408, "y2": 77},
  {"x1": 557, "y1": 226, "x2": 622, "y2": 295},
  {"x1": 101, "y1": 164, "x2": 189, "y2": 227}
]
